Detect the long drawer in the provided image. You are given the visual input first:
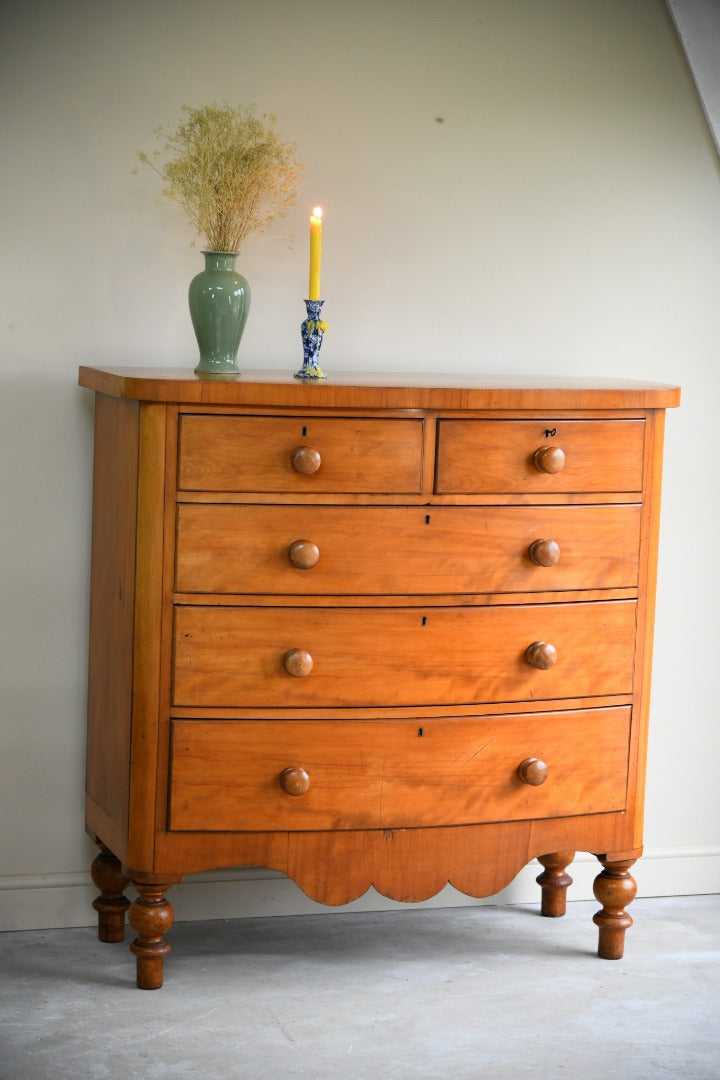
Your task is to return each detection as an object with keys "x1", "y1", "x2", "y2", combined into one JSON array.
[
  {"x1": 175, "y1": 503, "x2": 641, "y2": 595},
  {"x1": 435, "y1": 419, "x2": 645, "y2": 494},
  {"x1": 168, "y1": 707, "x2": 631, "y2": 831},
  {"x1": 178, "y1": 415, "x2": 424, "y2": 493},
  {"x1": 172, "y1": 601, "x2": 636, "y2": 708}
]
